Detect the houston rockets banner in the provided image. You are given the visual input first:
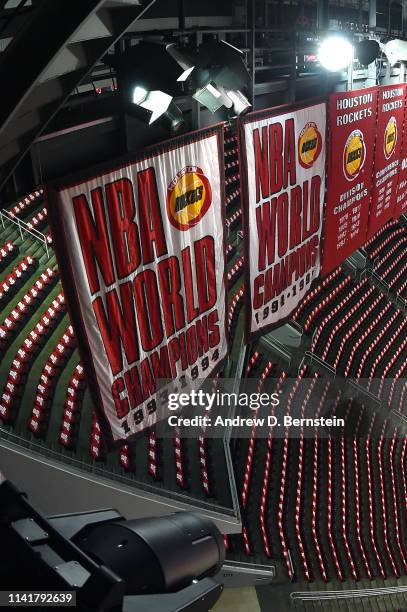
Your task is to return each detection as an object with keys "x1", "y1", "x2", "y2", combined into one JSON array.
[
  {"x1": 394, "y1": 89, "x2": 407, "y2": 219},
  {"x1": 321, "y1": 86, "x2": 378, "y2": 276},
  {"x1": 368, "y1": 84, "x2": 406, "y2": 237},
  {"x1": 48, "y1": 126, "x2": 227, "y2": 443},
  {"x1": 239, "y1": 102, "x2": 326, "y2": 341}
]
